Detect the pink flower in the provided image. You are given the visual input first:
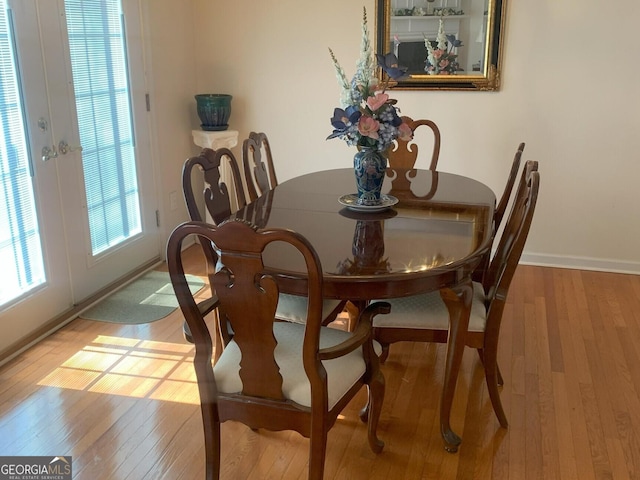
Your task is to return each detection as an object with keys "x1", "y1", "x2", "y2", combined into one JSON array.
[
  {"x1": 397, "y1": 122, "x2": 413, "y2": 142},
  {"x1": 438, "y1": 59, "x2": 450, "y2": 69},
  {"x1": 358, "y1": 115, "x2": 380, "y2": 139},
  {"x1": 432, "y1": 49, "x2": 444, "y2": 59},
  {"x1": 367, "y1": 93, "x2": 389, "y2": 111}
]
